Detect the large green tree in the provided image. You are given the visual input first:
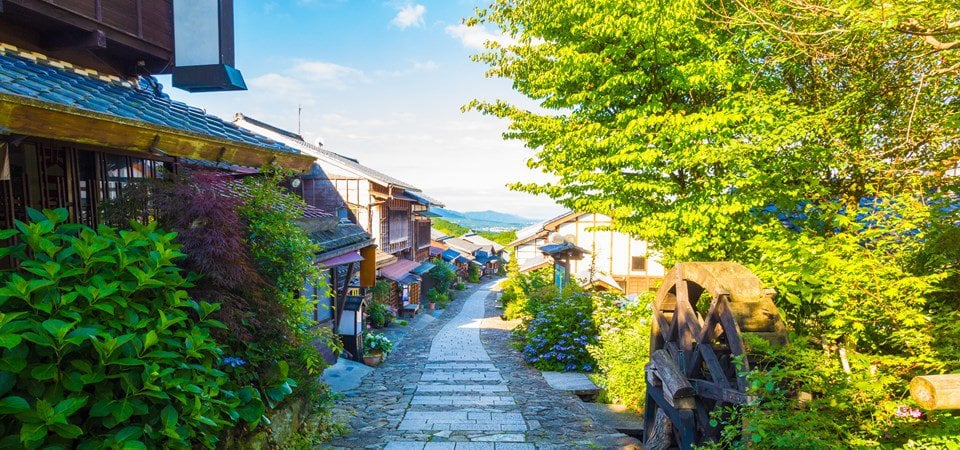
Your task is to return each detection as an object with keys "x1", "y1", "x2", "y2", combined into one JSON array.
[
  {"x1": 468, "y1": 1, "x2": 960, "y2": 445},
  {"x1": 468, "y1": 0, "x2": 958, "y2": 352}
]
